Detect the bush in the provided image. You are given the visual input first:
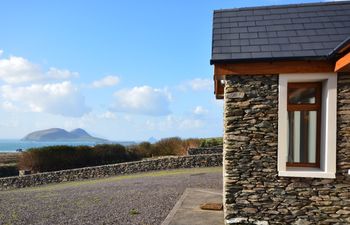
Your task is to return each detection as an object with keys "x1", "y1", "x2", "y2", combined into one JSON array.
[
  {"x1": 18, "y1": 144, "x2": 141, "y2": 173},
  {"x1": 0, "y1": 164, "x2": 18, "y2": 178},
  {"x1": 127, "y1": 137, "x2": 202, "y2": 157},
  {"x1": 200, "y1": 138, "x2": 223, "y2": 147},
  {"x1": 128, "y1": 142, "x2": 154, "y2": 158},
  {"x1": 152, "y1": 137, "x2": 183, "y2": 156}
]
